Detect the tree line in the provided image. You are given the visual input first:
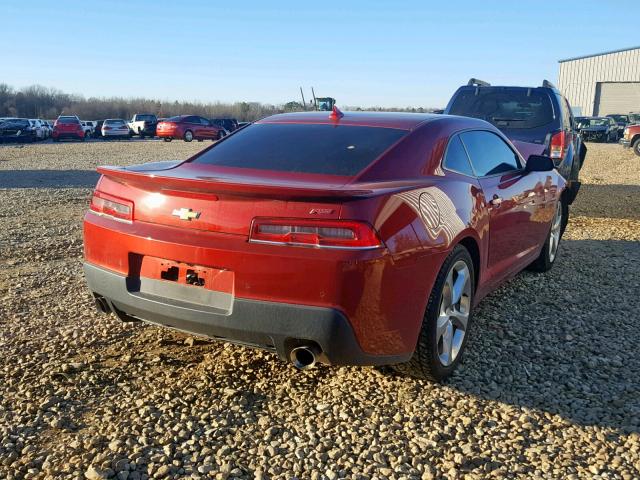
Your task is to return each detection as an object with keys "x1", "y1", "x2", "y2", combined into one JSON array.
[{"x1": 0, "y1": 83, "x2": 438, "y2": 121}]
